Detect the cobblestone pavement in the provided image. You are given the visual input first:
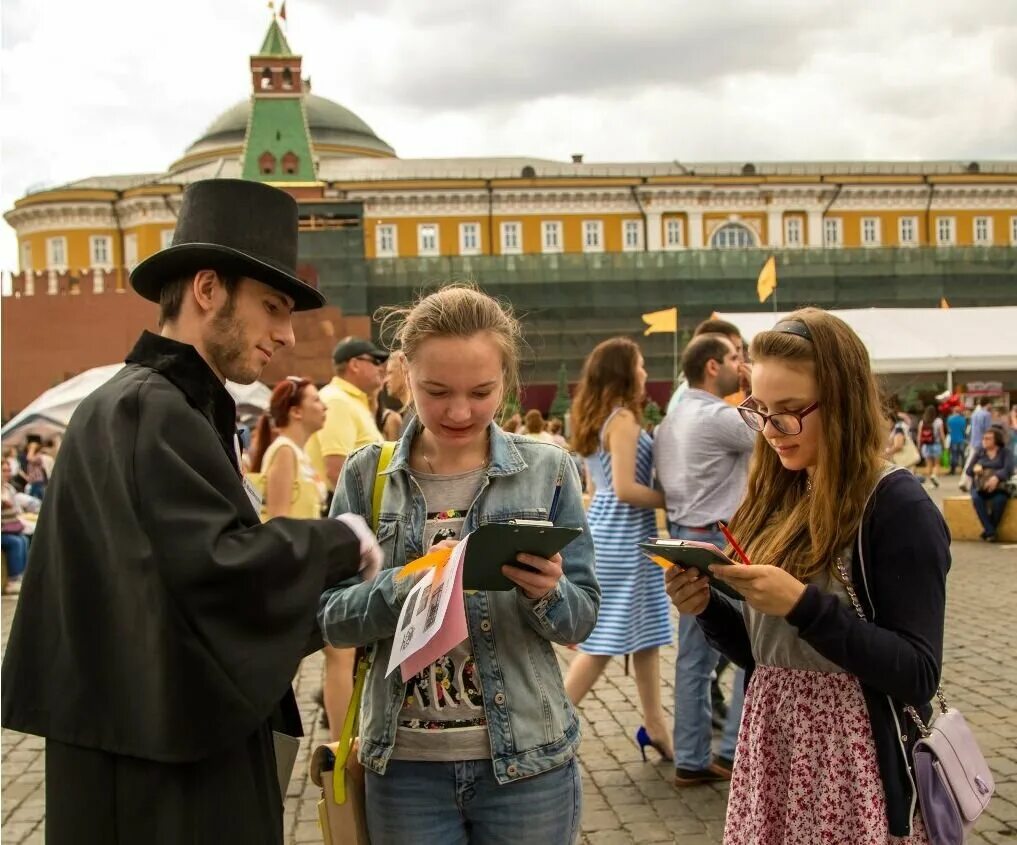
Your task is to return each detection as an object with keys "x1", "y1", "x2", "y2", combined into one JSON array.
[{"x1": 3, "y1": 485, "x2": 1016, "y2": 843}]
